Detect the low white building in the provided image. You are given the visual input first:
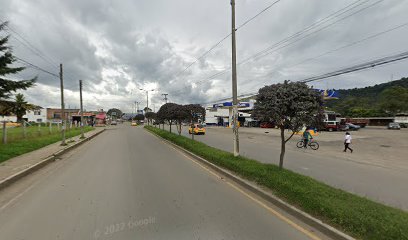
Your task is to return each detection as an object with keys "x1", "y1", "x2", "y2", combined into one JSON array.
[
  {"x1": 0, "y1": 115, "x2": 17, "y2": 122},
  {"x1": 23, "y1": 108, "x2": 47, "y2": 123}
]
